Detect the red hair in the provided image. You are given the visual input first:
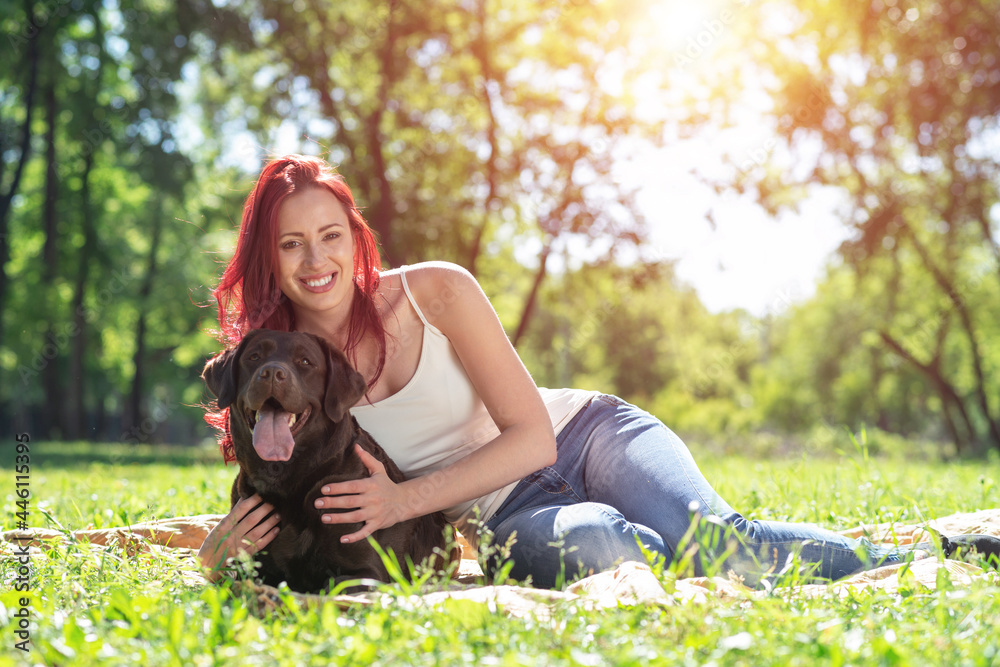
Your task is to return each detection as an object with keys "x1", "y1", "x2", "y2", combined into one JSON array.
[{"x1": 206, "y1": 155, "x2": 387, "y2": 463}]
